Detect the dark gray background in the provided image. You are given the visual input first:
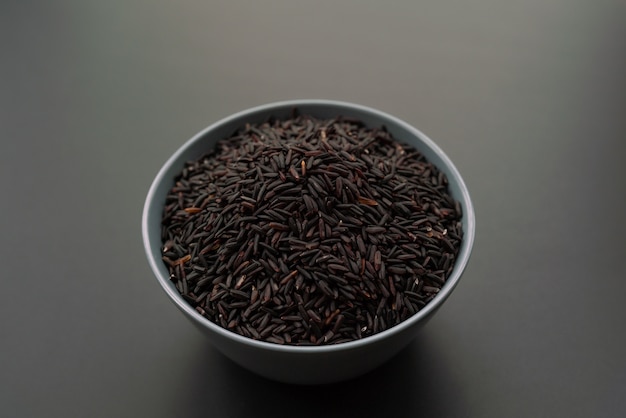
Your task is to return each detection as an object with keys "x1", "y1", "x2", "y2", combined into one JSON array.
[{"x1": 2, "y1": 1, "x2": 625, "y2": 417}]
